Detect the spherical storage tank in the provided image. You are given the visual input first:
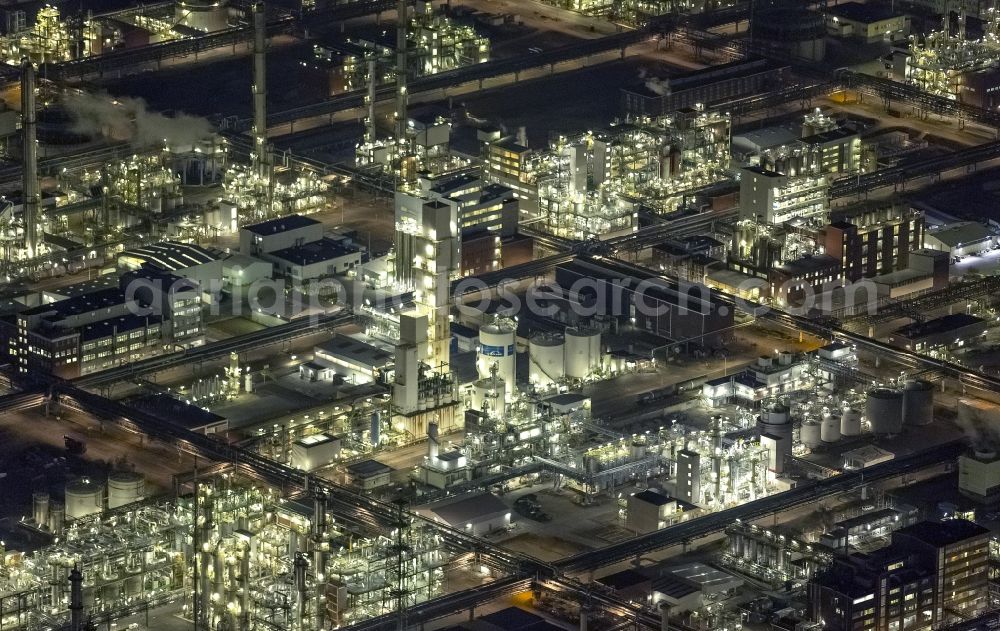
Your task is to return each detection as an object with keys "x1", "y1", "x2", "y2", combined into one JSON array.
[
  {"x1": 866, "y1": 388, "x2": 904, "y2": 435},
  {"x1": 478, "y1": 321, "x2": 516, "y2": 398},
  {"x1": 107, "y1": 471, "x2": 145, "y2": 509},
  {"x1": 821, "y1": 409, "x2": 841, "y2": 443},
  {"x1": 903, "y1": 379, "x2": 934, "y2": 426},
  {"x1": 565, "y1": 327, "x2": 601, "y2": 380},
  {"x1": 841, "y1": 408, "x2": 862, "y2": 436},
  {"x1": 529, "y1": 333, "x2": 565, "y2": 385},
  {"x1": 800, "y1": 420, "x2": 822, "y2": 449},
  {"x1": 65, "y1": 478, "x2": 105, "y2": 520}
]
